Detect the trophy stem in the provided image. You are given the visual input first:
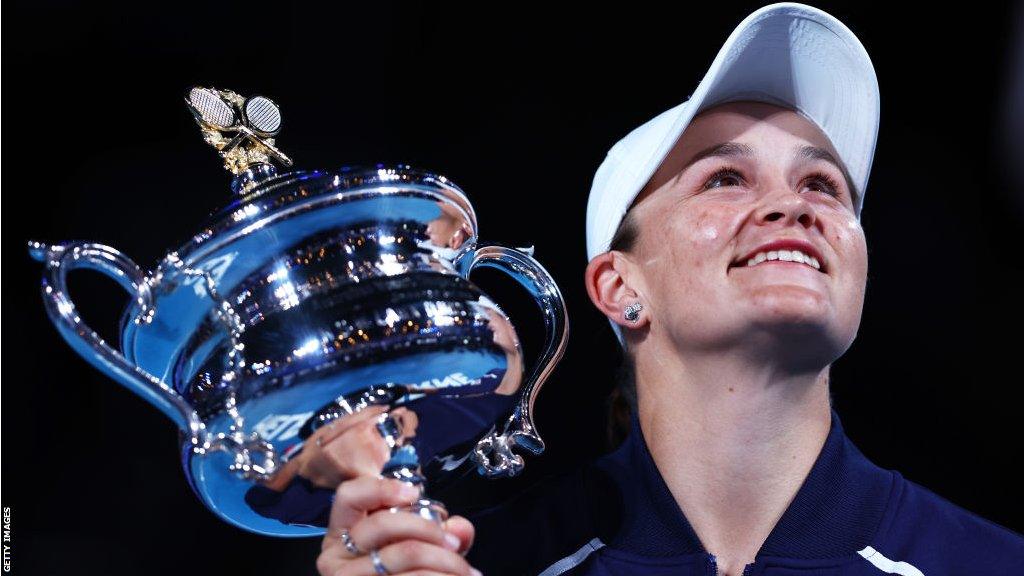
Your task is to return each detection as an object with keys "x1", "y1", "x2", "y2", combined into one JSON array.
[
  {"x1": 230, "y1": 162, "x2": 278, "y2": 195},
  {"x1": 376, "y1": 411, "x2": 449, "y2": 524}
]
